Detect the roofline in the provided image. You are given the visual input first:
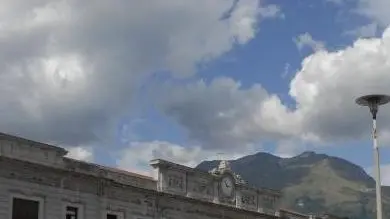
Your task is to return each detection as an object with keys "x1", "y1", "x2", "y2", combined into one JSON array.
[
  {"x1": 4, "y1": 156, "x2": 279, "y2": 219},
  {"x1": 150, "y1": 159, "x2": 218, "y2": 178},
  {"x1": 150, "y1": 159, "x2": 196, "y2": 171},
  {"x1": 0, "y1": 132, "x2": 68, "y2": 156},
  {"x1": 150, "y1": 159, "x2": 282, "y2": 195},
  {"x1": 65, "y1": 157, "x2": 156, "y2": 181},
  {"x1": 280, "y1": 208, "x2": 311, "y2": 217}
]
